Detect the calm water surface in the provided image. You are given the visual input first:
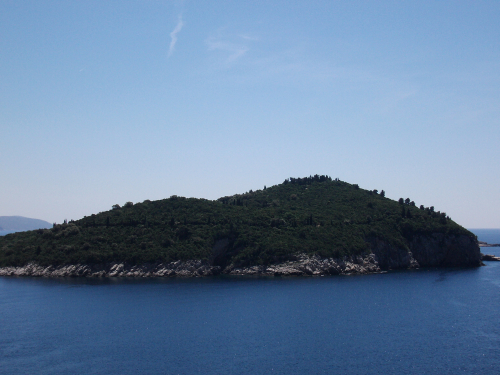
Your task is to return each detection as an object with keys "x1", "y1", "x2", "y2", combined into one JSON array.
[{"x1": 1, "y1": 230, "x2": 499, "y2": 374}]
